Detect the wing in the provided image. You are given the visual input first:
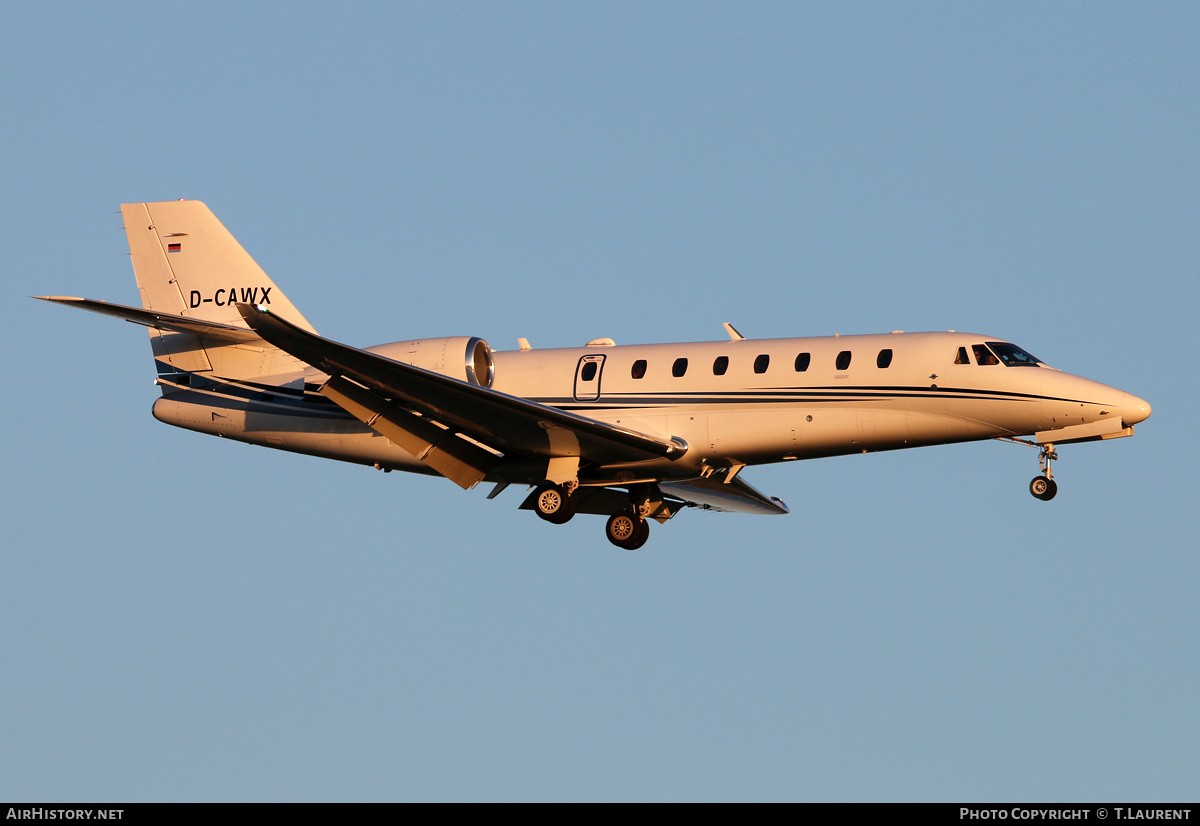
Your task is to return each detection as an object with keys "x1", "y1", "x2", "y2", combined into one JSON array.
[
  {"x1": 236, "y1": 304, "x2": 688, "y2": 487},
  {"x1": 35, "y1": 296, "x2": 263, "y2": 344}
]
